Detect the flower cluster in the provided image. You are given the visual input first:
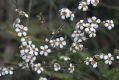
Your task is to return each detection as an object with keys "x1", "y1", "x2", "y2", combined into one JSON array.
[
  {"x1": 13, "y1": 18, "x2": 38, "y2": 64},
  {"x1": 0, "y1": 0, "x2": 115, "y2": 79},
  {"x1": 75, "y1": 16, "x2": 114, "y2": 38},
  {"x1": 13, "y1": 11, "x2": 44, "y2": 75},
  {"x1": 75, "y1": 16, "x2": 101, "y2": 38},
  {"x1": 20, "y1": 39, "x2": 39, "y2": 63},
  {"x1": 84, "y1": 53, "x2": 117, "y2": 68},
  {"x1": 70, "y1": 30, "x2": 86, "y2": 53},
  {"x1": 59, "y1": 2, "x2": 114, "y2": 54},
  {"x1": 0, "y1": 67, "x2": 14, "y2": 76},
  {"x1": 78, "y1": 0, "x2": 99, "y2": 11}
]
